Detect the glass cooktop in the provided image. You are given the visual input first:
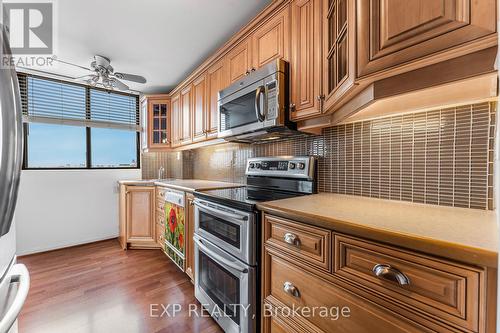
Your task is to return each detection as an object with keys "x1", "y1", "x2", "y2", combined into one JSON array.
[{"x1": 194, "y1": 186, "x2": 305, "y2": 212}]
